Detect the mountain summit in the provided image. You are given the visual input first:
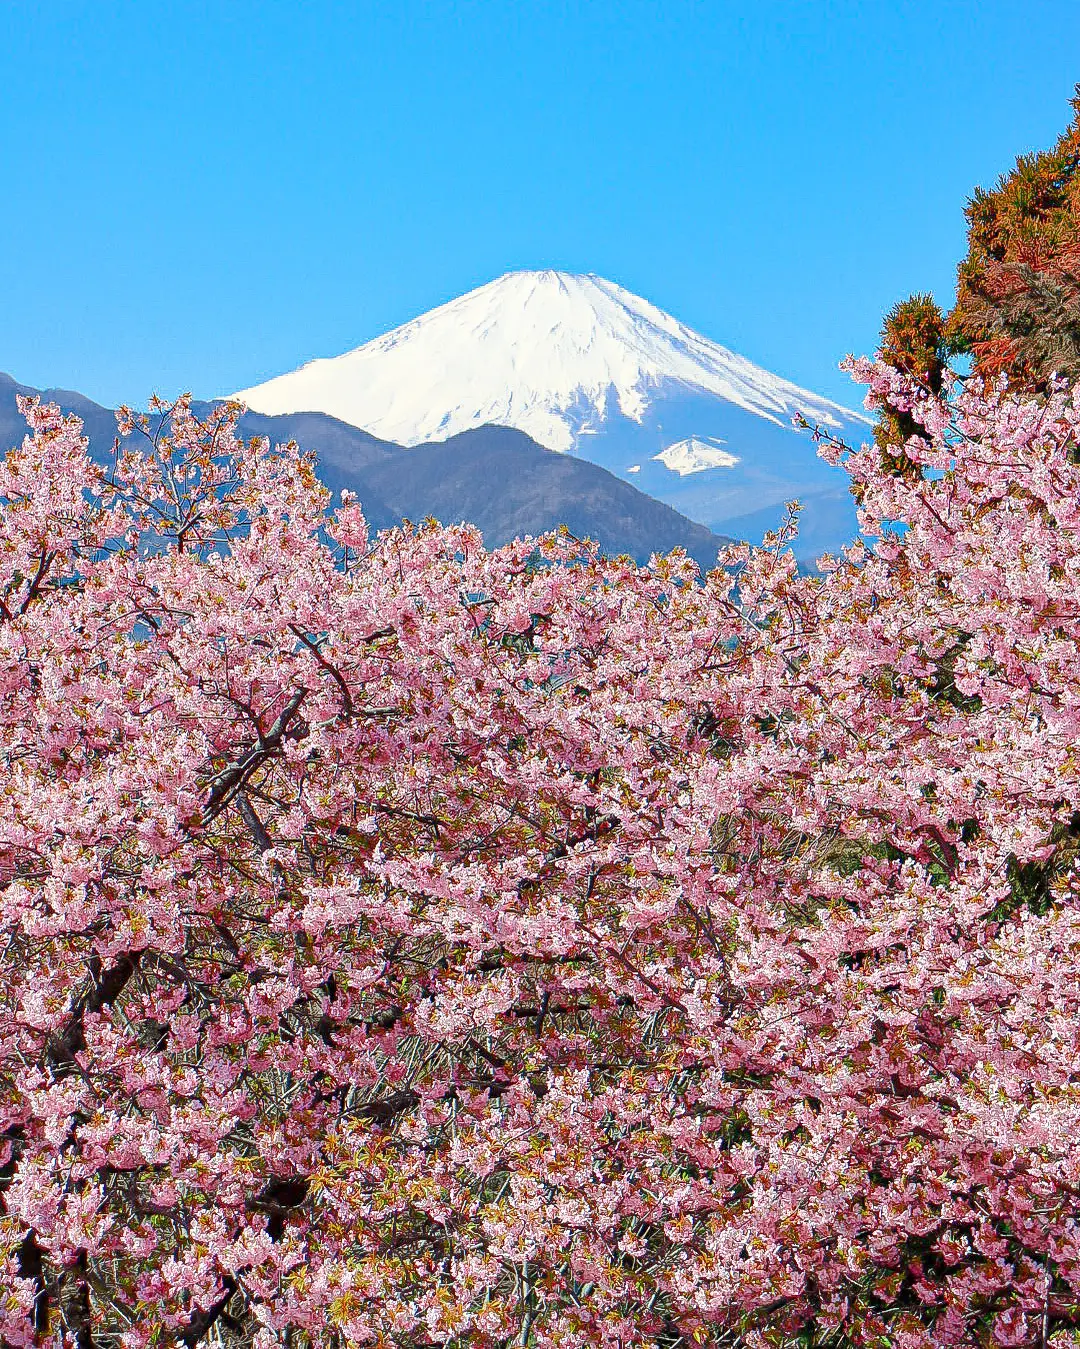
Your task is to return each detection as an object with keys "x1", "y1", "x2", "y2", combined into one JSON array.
[{"x1": 234, "y1": 270, "x2": 870, "y2": 555}]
